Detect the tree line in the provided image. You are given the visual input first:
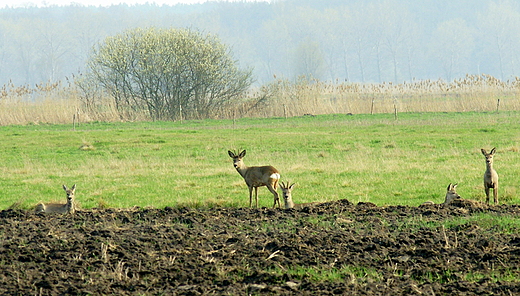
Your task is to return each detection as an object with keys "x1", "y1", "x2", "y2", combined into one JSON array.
[{"x1": 0, "y1": 0, "x2": 519, "y2": 87}]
